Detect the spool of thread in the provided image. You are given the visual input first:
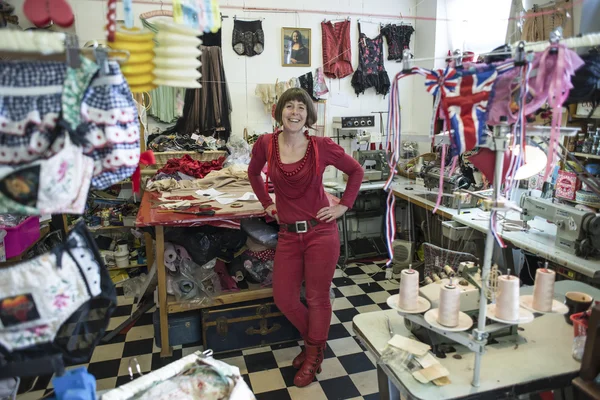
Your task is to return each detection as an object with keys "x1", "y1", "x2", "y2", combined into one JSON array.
[
  {"x1": 398, "y1": 269, "x2": 419, "y2": 310},
  {"x1": 423, "y1": 276, "x2": 433, "y2": 285},
  {"x1": 443, "y1": 265, "x2": 455, "y2": 277},
  {"x1": 235, "y1": 271, "x2": 244, "y2": 282},
  {"x1": 432, "y1": 273, "x2": 441, "y2": 283},
  {"x1": 496, "y1": 275, "x2": 520, "y2": 321},
  {"x1": 437, "y1": 283, "x2": 460, "y2": 327},
  {"x1": 532, "y1": 268, "x2": 555, "y2": 312},
  {"x1": 164, "y1": 242, "x2": 178, "y2": 264}
]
